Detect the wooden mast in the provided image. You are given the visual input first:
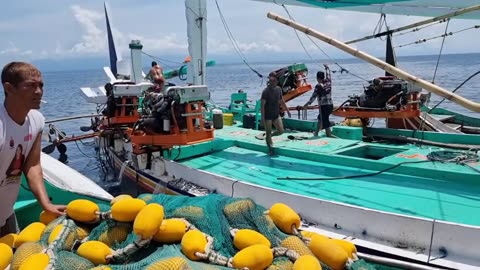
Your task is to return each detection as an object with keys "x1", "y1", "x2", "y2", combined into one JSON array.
[{"x1": 267, "y1": 12, "x2": 480, "y2": 113}]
